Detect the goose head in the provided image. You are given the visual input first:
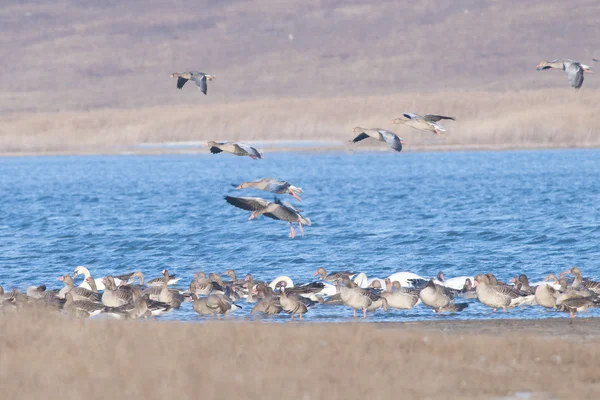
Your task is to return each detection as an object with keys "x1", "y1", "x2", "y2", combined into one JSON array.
[
  {"x1": 368, "y1": 280, "x2": 382, "y2": 289},
  {"x1": 313, "y1": 267, "x2": 327, "y2": 278}
]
